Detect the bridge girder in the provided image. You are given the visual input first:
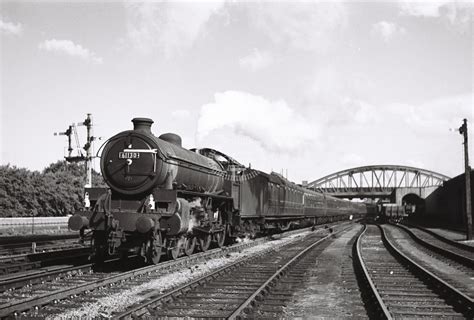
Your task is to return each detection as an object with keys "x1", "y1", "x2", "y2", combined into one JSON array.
[{"x1": 308, "y1": 165, "x2": 450, "y2": 199}]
